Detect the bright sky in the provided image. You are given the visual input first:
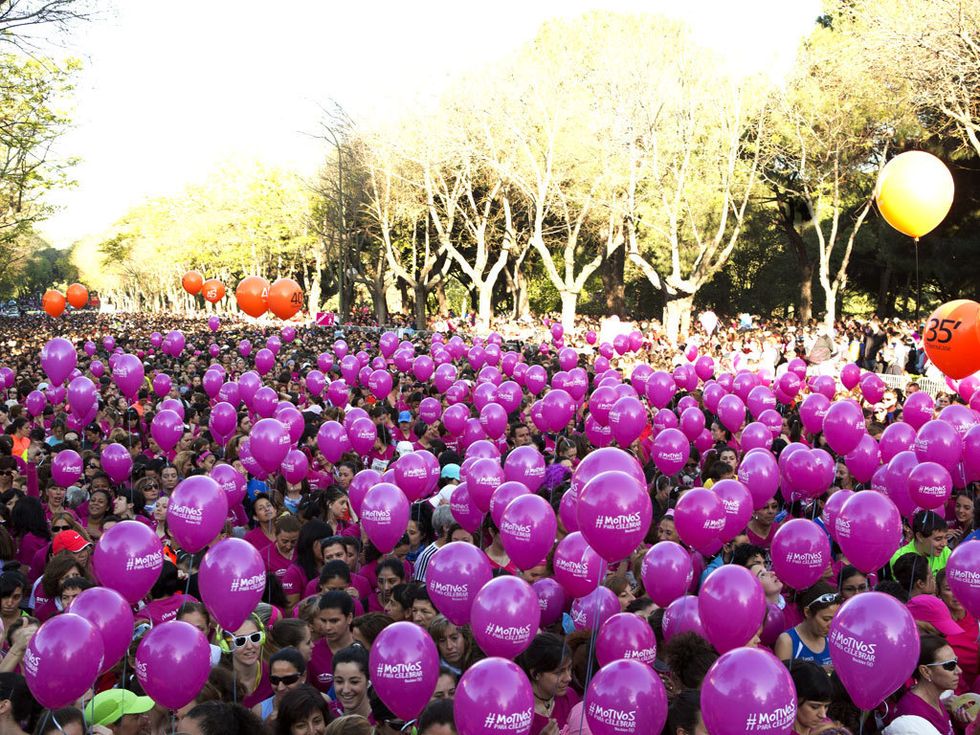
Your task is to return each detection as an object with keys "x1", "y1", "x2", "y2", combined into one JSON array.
[{"x1": 39, "y1": 0, "x2": 822, "y2": 249}]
